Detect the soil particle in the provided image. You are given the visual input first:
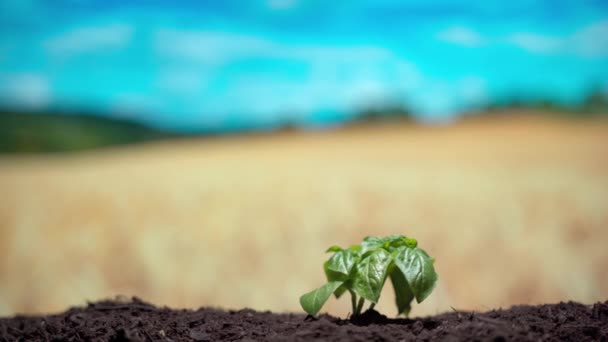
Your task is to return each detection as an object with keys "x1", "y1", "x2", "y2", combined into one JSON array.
[{"x1": 1, "y1": 297, "x2": 606, "y2": 341}]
